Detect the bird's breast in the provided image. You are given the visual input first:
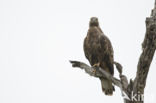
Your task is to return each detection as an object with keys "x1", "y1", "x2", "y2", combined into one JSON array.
[{"x1": 86, "y1": 37, "x2": 101, "y2": 53}]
